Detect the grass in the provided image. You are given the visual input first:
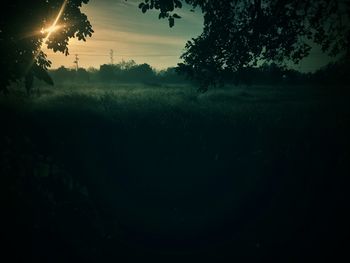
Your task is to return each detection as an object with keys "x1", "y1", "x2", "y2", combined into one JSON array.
[{"x1": 1, "y1": 83, "x2": 350, "y2": 261}]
